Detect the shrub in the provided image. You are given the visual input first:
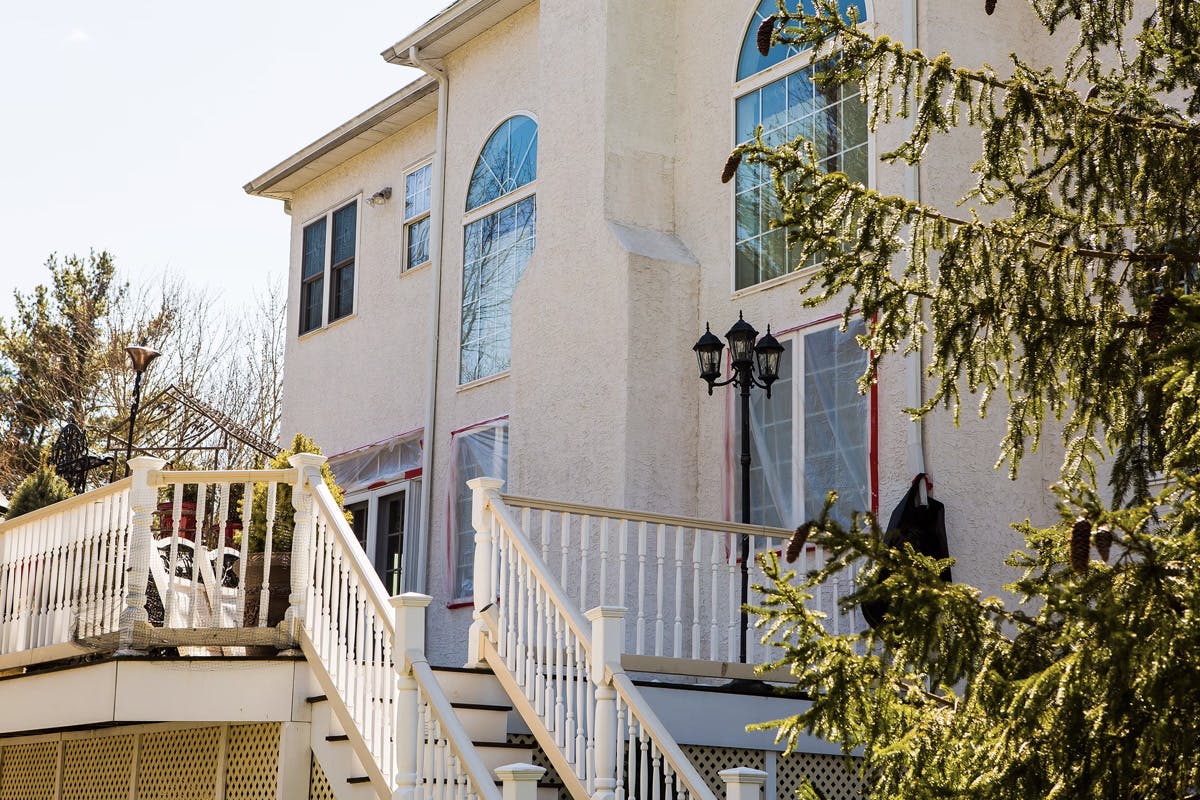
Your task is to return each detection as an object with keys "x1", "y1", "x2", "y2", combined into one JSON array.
[
  {"x1": 6, "y1": 466, "x2": 75, "y2": 520},
  {"x1": 242, "y1": 433, "x2": 349, "y2": 552}
]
